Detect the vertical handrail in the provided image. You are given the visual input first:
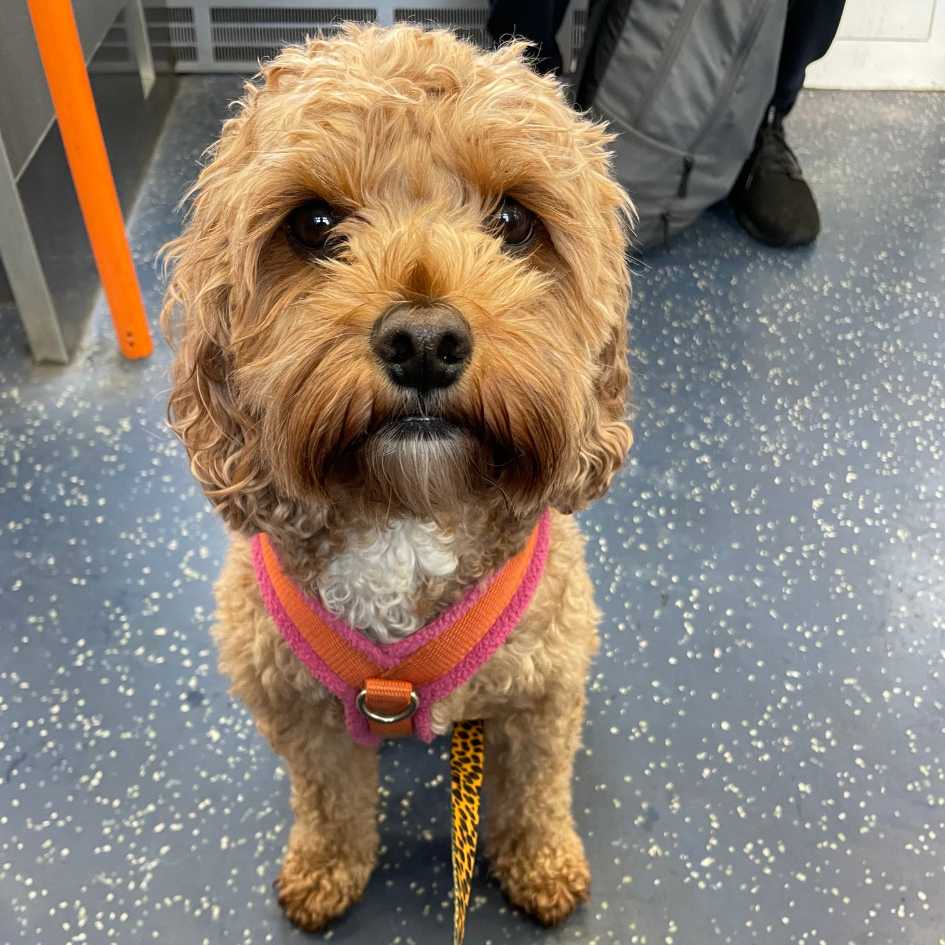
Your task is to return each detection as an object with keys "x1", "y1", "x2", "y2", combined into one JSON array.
[{"x1": 27, "y1": 0, "x2": 153, "y2": 360}]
